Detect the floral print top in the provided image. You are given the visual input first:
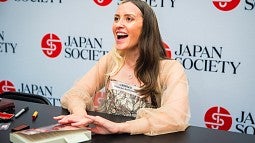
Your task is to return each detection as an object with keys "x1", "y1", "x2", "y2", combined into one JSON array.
[{"x1": 97, "y1": 79, "x2": 151, "y2": 117}]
